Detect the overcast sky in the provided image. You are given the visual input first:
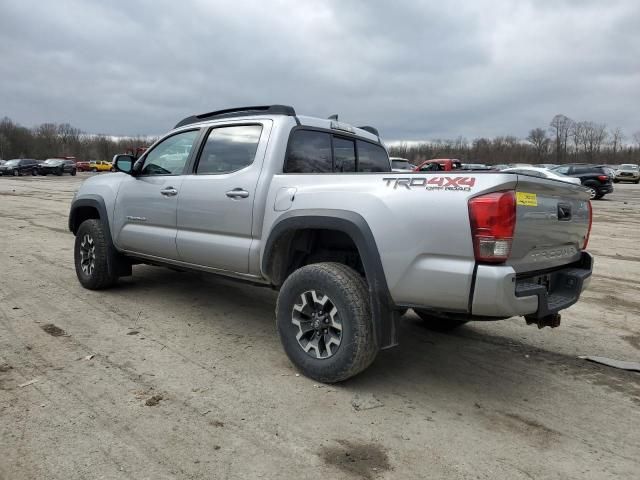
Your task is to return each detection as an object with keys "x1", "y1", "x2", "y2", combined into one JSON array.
[{"x1": 1, "y1": 0, "x2": 638, "y2": 141}]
